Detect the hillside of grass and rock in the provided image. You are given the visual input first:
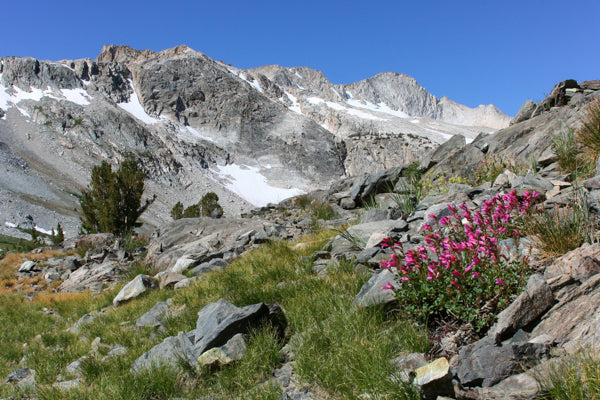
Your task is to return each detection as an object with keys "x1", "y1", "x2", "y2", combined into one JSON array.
[{"x1": 1, "y1": 80, "x2": 600, "y2": 400}]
